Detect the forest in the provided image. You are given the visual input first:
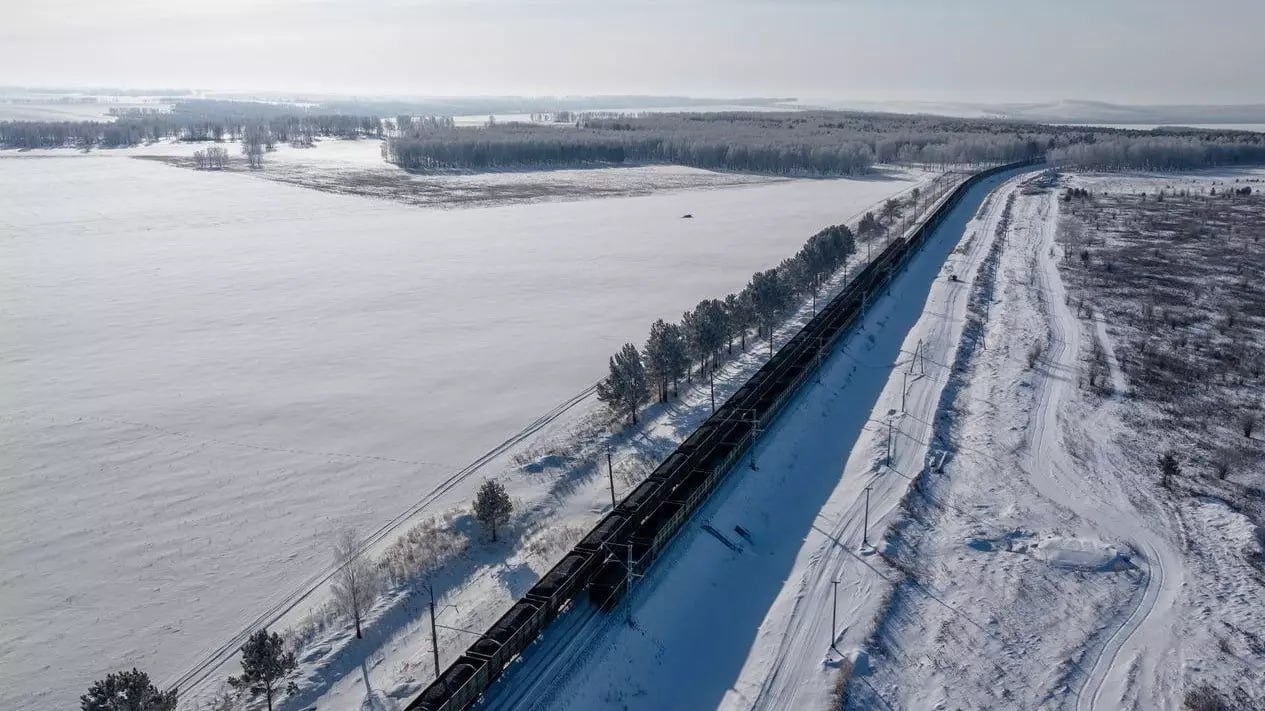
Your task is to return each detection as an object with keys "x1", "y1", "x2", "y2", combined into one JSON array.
[
  {"x1": 5, "y1": 102, "x2": 1263, "y2": 176},
  {"x1": 1047, "y1": 132, "x2": 1265, "y2": 170},
  {"x1": 0, "y1": 99, "x2": 382, "y2": 148},
  {"x1": 383, "y1": 111, "x2": 1050, "y2": 176}
]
